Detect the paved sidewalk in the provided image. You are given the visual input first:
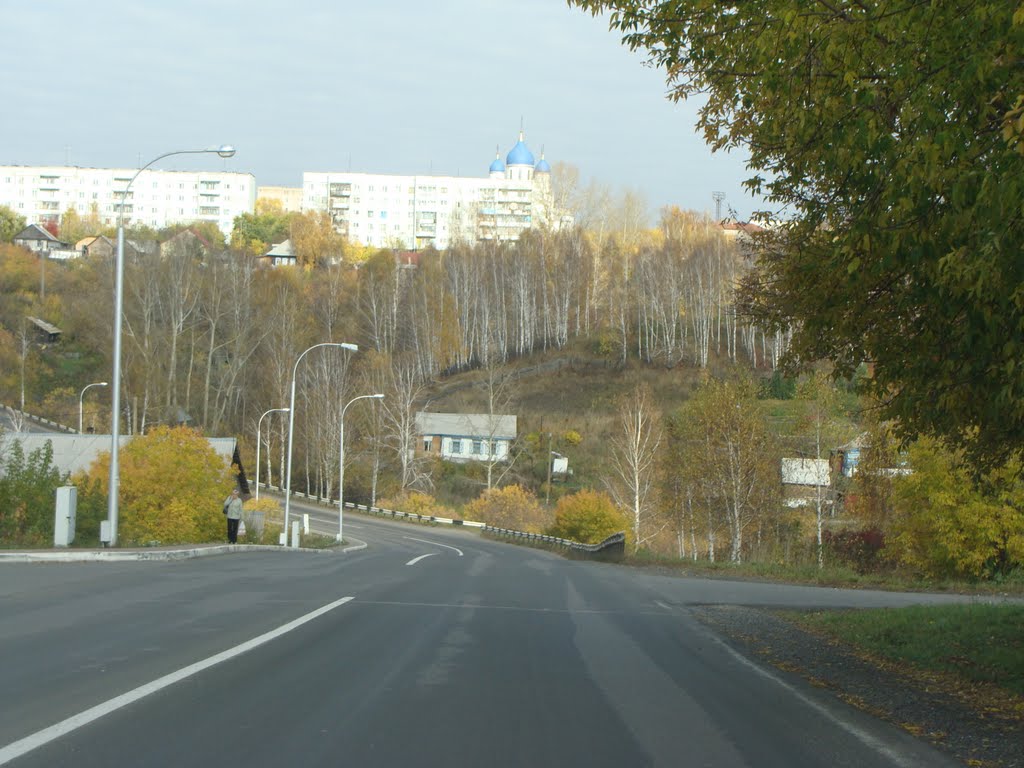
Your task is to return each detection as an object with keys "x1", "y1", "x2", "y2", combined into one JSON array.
[{"x1": 0, "y1": 543, "x2": 338, "y2": 563}]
